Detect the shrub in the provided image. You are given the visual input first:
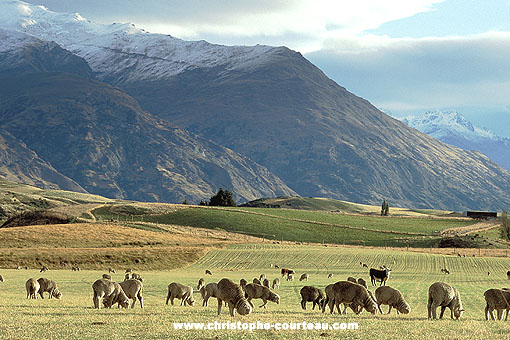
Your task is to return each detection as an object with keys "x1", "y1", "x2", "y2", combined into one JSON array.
[{"x1": 209, "y1": 188, "x2": 236, "y2": 207}]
